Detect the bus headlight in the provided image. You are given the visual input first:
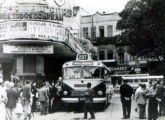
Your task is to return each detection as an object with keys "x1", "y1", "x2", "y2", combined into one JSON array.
[
  {"x1": 63, "y1": 91, "x2": 68, "y2": 96},
  {"x1": 98, "y1": 90, "x2": 103, "y2": 96}
]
